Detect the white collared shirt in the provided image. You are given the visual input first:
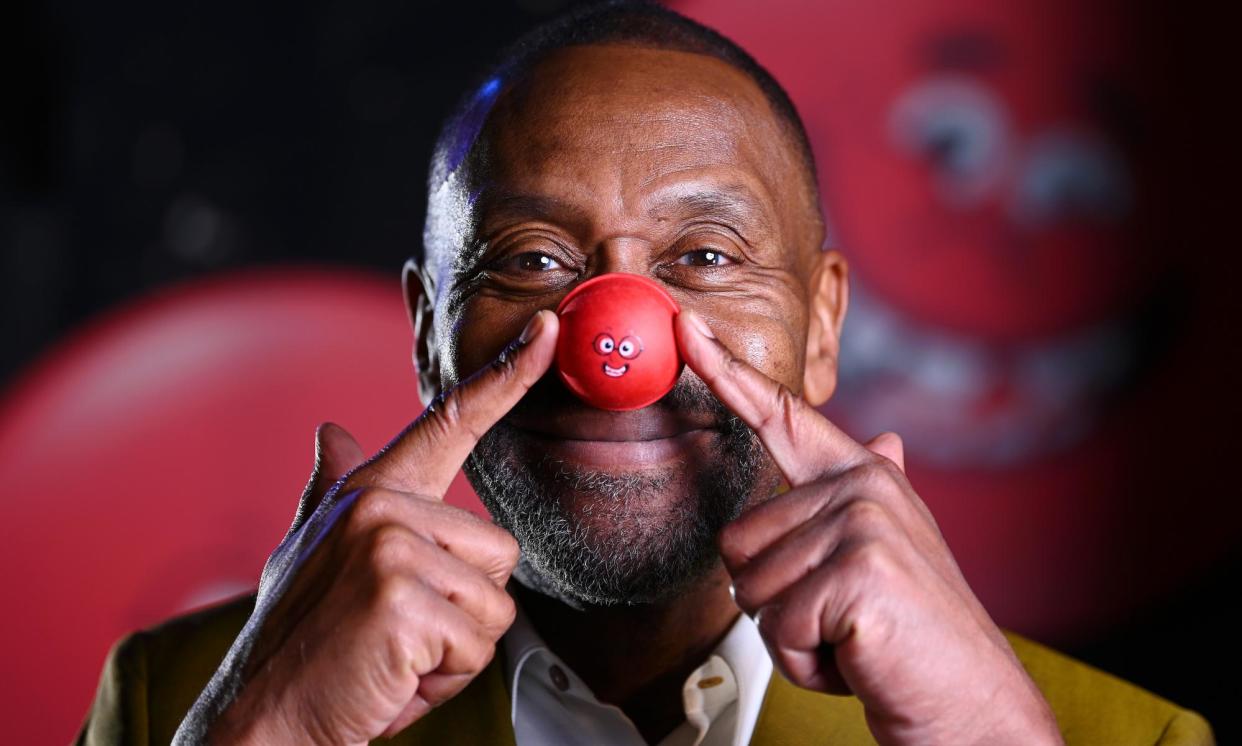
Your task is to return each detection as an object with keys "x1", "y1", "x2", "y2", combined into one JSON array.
[{"x1": 504, "y1": 603, "x2": 773, "y2": 746}]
